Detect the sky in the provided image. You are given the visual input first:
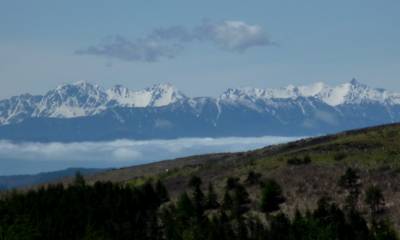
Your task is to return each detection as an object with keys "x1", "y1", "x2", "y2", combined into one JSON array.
[{"x1": 1, "y1": 0, "x2": 400, "y2": 98}]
